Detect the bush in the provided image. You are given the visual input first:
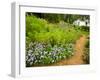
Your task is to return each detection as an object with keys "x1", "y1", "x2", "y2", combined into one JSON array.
[{"x1": 80, "y1": 26, "x2": 89, "y2": 32}]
